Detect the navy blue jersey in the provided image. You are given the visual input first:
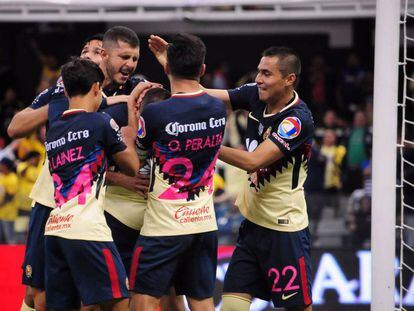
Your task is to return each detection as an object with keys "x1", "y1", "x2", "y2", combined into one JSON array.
[
  {"x1": 48, "y1": 77, "x2": 144, "y2": 127},
  {"x1": 137, "y1": 90, "x2": 226, "y2": 236},
  {"x1": 44, "y1": 109, "x2": 126, "y2": 241},
  {"x1": 102, "y1": 77, "x2": 145, "y2": 127},
  {"x1": 30, "y1": 77, "x2": 65, "y2": 110},
  {"x1": 228, "y1": 83, "x2": 314, "y2": 232}
]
